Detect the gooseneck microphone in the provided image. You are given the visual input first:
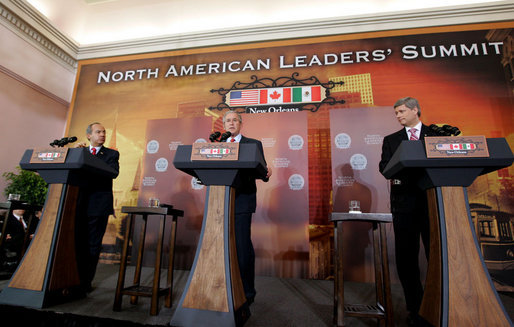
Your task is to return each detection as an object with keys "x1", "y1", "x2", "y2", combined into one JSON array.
[
  {"x1": 66, "y1": 136, "x2": 78, "y2": 144},
  {"x1": 209, "y1": 131, "x2": 221, "y2": 142},
  {"x1": 208, "y1": 131, "x2": 232, "y2": 142},
  {"x1": 442, "y1": 124, "x2": 461, "y2": 136},
  {"x1": 49, "y1": 136, "x2": 78, "y2": 147},
  {"x1": 428, "y1": 124, "x2": 461, "y2": 137},
  {"x1": 219, "y1": 131, "x2": 232, "y2": 142}
]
